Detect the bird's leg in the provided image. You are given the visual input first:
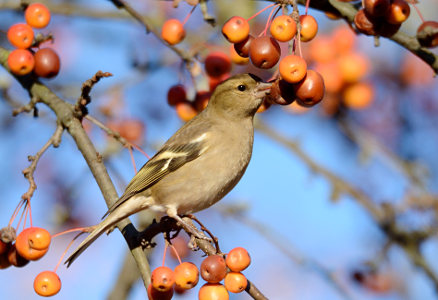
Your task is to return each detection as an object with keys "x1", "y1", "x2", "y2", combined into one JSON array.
[{"x1": 166, "y1": 208, "x2": 211, "y2": 241}]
